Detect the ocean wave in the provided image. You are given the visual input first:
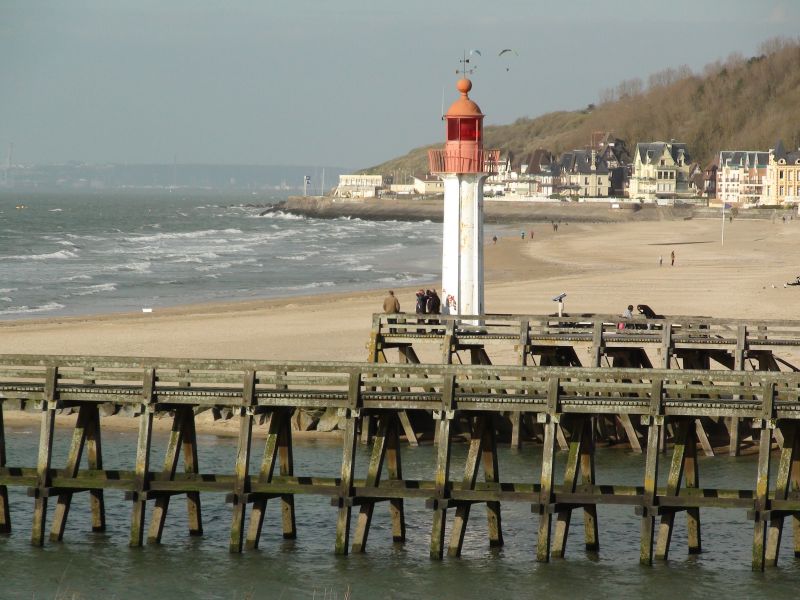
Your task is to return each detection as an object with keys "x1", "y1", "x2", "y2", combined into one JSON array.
[
  {"x1": 61, "y1": 274, "x2": 92, "y2": 282},
  {"x1": 72, "y1": 283, "x2": 118, "y2": 296},
  {"x1": 258, "y1": 211, "x2": 305, "y2": 221},
  {"x1": 0, "y1": 288, "x2": 18, "y2": 294},
  {"x1": 122, "y1": 228, "x2": 243, "y2": 243},
  {"x1": 1, "y1": 249, "x2": 78, "y2": 261},
  {"x1": 0, "y1": 297, "x2": 12, "y2": 303},
  {"x1": 114, "y1": 262, "x2": 151, "y2": 273},
  {"x1": 284, "y1": 281, "x2": 336, "y2": 291},
  {"x1": 0, "y1": 302, "x2": 65, "y2": 316},
  {"x1": 48, "y1": 208, "x2": 63, "y2": 212}
]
